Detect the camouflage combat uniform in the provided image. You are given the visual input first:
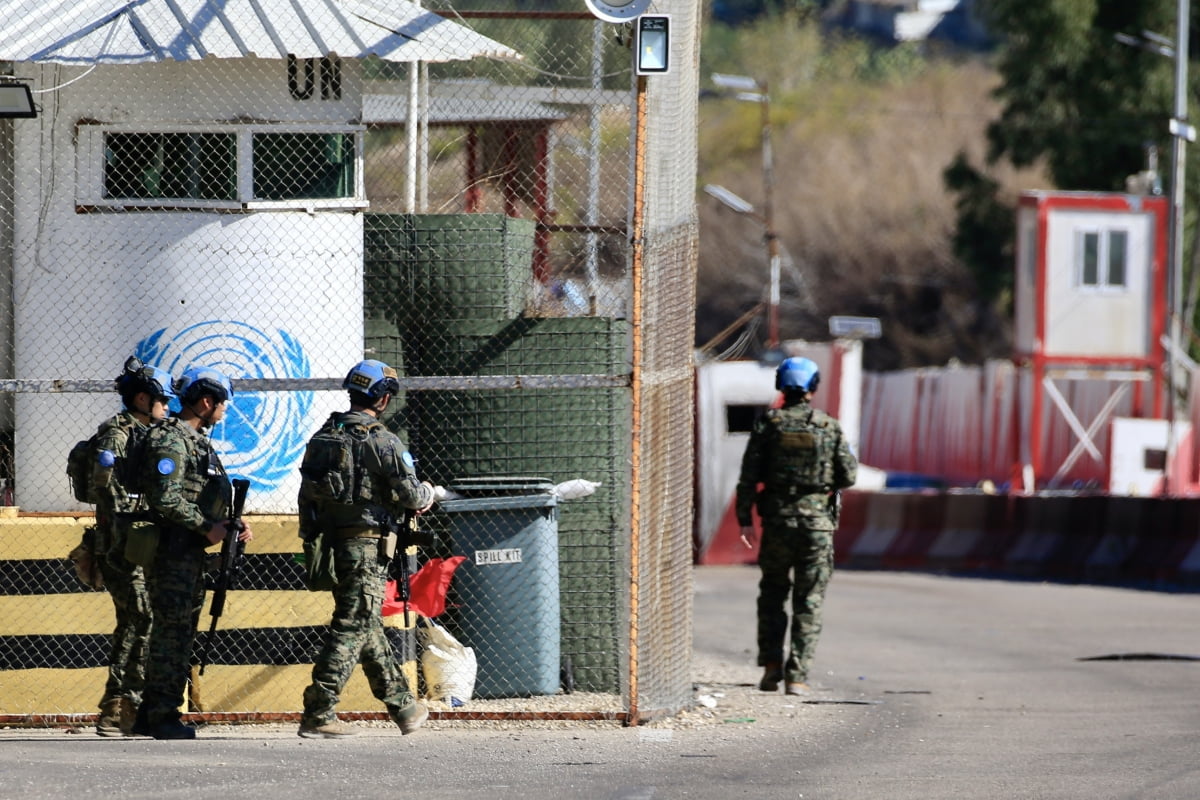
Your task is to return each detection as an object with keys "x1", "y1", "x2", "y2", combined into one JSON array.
[
  {"x1": 735, "y1": 397, "x2": 857, "y2": 684},
  {"x1": 138, "y1": 416, "x2": 231, "y2": 729},
  {"x1": 299, "y1": 410, "x2": 434, "y2": 729},
  {"x1": 91, "y1": 411, "x2": 152, "y2": 729}
]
